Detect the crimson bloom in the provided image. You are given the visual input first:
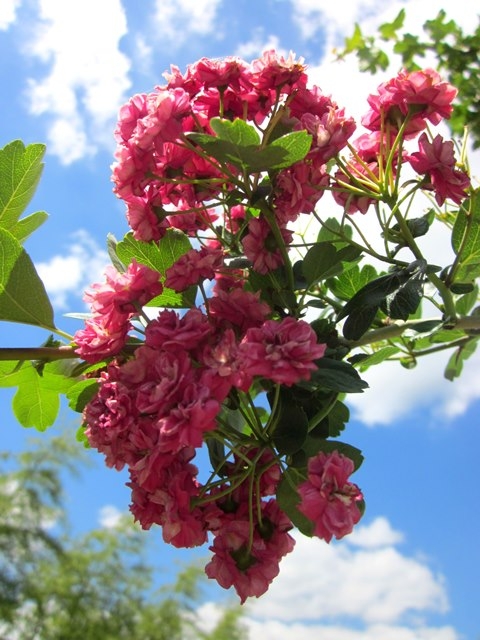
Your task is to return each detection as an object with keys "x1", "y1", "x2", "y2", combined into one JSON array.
[
  {"x1": 239, "y1": 316, "x2": 326, "y2": 386},
  {"x1": 362, "y1": 68, "x2": 457, "y2": 135},
  {"x1": 407, "y1": 133, "x2": 470, "y2": 205},
  {"x1": 298, "y1": 451, "x2": 363, "y2": 542}
]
